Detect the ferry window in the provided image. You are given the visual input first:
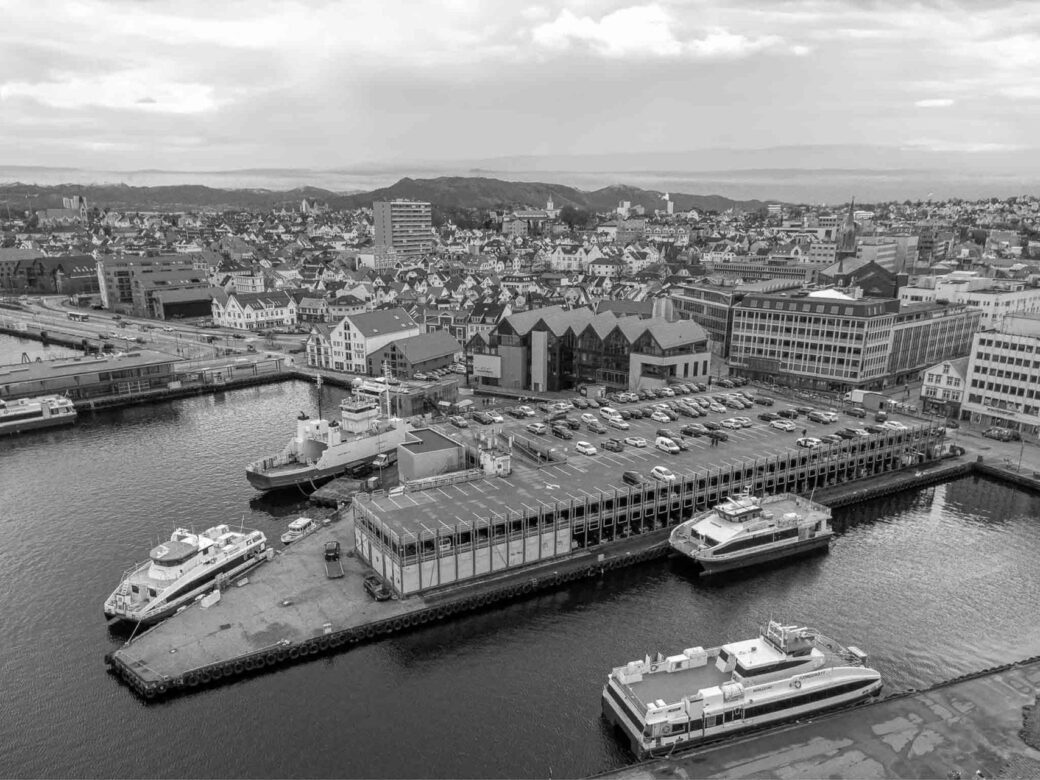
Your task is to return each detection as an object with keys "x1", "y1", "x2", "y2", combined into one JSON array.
[
  {"x1": 148, "y1": 588, "x2": 157, "y2": 598},
  {"x1": 131, "y1": 585, "x2": 139, "y2": 594}
]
